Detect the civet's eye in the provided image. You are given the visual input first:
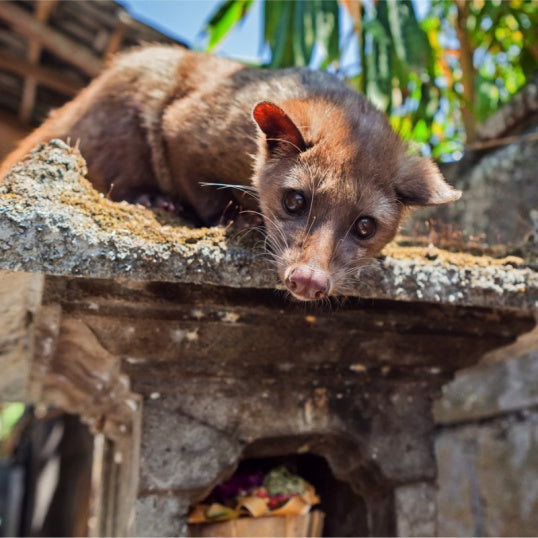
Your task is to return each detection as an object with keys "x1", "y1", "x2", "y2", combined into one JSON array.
[
  {"x1": 282, "y1": 190, "x2": 307, "y2": 215},
  {"x1": 354, "y1": 216, "x2": 377, "y2": 239}
]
